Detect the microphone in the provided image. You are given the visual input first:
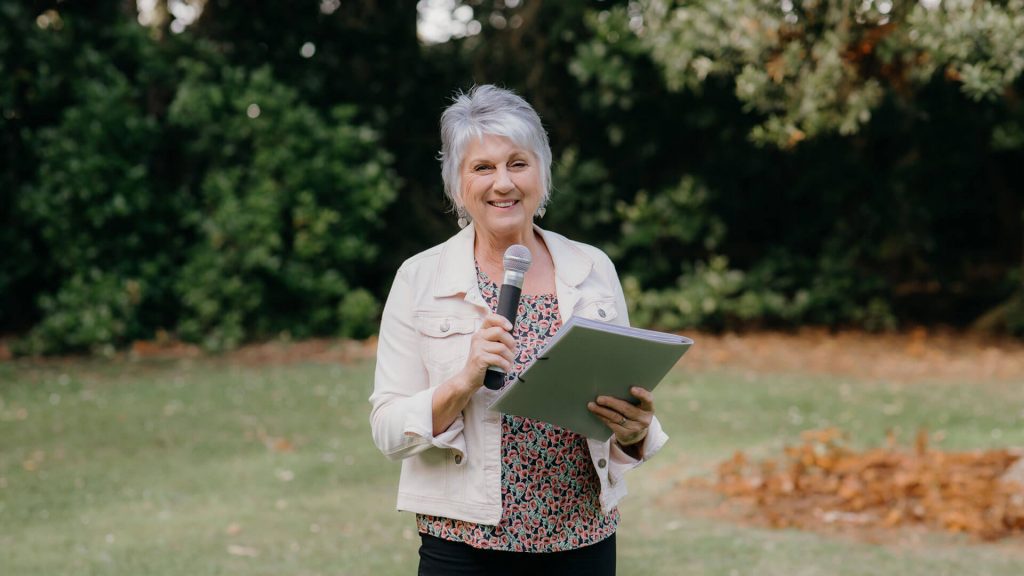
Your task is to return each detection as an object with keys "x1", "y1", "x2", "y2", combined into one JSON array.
[{"x1": 484, "y1": 244, "x2": 532, "y2": 390}]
